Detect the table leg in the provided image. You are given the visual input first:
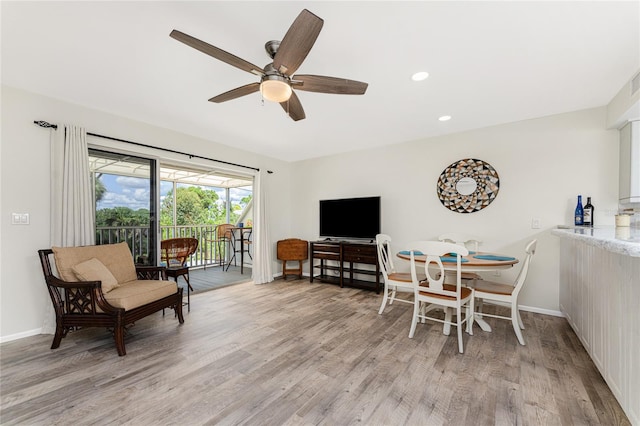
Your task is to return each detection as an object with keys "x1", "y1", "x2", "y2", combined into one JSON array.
[
  {"x1": 240, "y1": 233, "x2": 244, "y2": 274},
  {"x1": 475, "y1": 316, "x2": 492, "y2": 332}
]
